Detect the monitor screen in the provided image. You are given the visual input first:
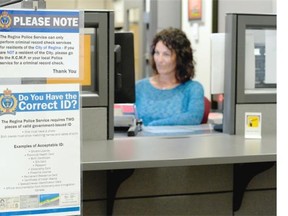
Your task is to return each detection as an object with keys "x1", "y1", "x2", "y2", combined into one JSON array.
[{"x1": 114, "y1": 31, "x2": 135, "y2": 104}]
